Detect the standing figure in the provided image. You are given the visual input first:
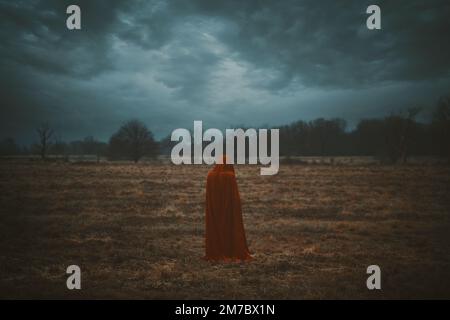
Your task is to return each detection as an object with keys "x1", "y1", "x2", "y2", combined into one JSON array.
[{"x1": 204, "y1": 156, "x2": 252, "y2": 262}]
